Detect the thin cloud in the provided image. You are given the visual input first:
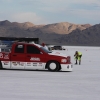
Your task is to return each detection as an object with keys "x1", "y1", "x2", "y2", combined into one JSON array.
[
  {"x1": 11, "y1": 12, "x2": 48, "y2": 25},
  {"x1": 68, "y1": 9, "x2": 100, "y2": 18},
  {"x1": 0, "y1": 12, "x2": 48, "y2": 25}
]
